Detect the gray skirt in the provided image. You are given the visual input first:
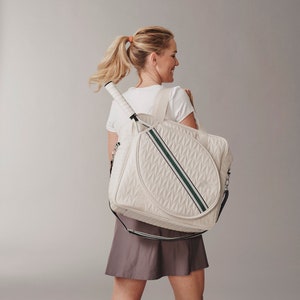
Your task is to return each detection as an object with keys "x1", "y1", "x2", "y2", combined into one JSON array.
[{"x1": 105, "y1": 215, "x2": 209, "y2": 280}]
